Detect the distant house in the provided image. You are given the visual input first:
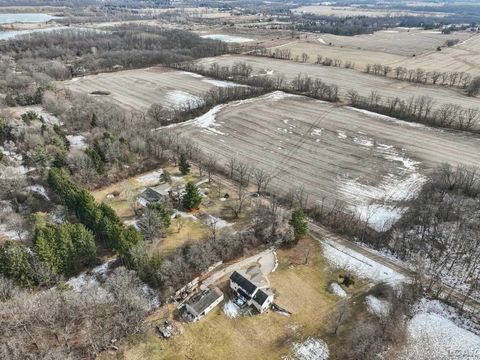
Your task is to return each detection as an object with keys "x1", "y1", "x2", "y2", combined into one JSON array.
[
  {"x1": 183, "y1": 286, "x2": 224, "y2": 322},
  {"x1": 230, "y1": 266, "x2": 275, "y2": 313},
  {"x1": 138, "y1": 183, "x2": 171, "y2": 207}
]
